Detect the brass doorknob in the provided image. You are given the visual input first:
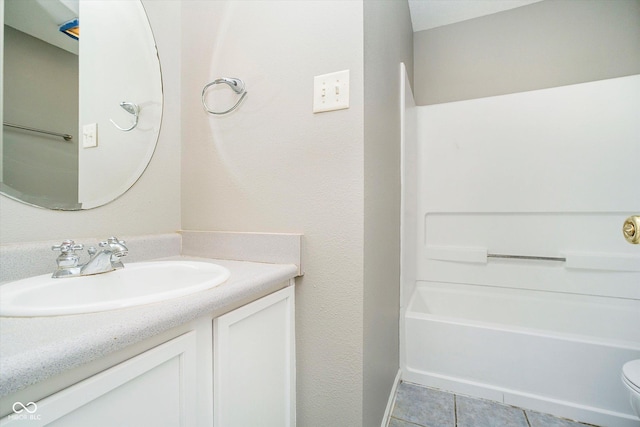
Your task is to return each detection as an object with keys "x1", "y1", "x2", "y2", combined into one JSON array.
[{"x1": 623, "y1": 216, "x2": 640, "y2": 244}]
